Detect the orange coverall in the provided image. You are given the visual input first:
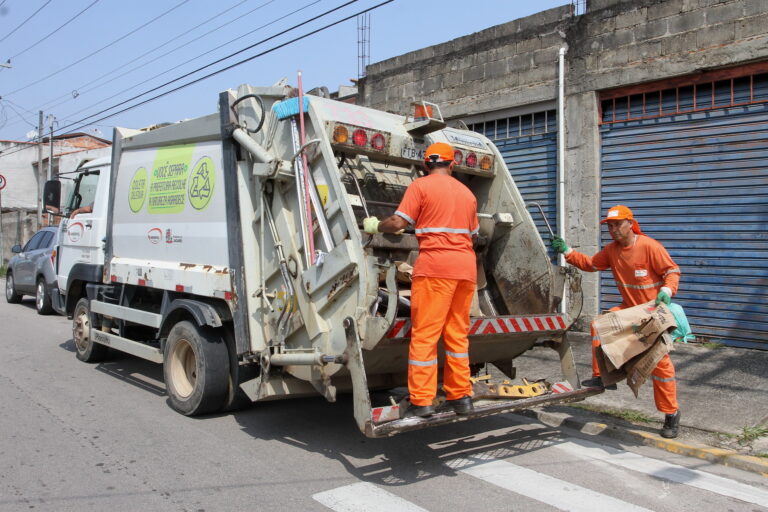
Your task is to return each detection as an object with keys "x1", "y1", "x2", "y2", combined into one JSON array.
[
  {"x1": 395, "y1": 174, "x2": 479, "y2": 407},
  {"x1": 566, "y1": 235, "x2": 681, "y2": 413}
]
